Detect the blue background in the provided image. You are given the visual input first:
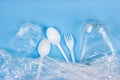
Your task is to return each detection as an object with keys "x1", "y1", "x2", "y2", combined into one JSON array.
[{"x1": 0, "y1": 0, "x2": 120, "y2": 62}]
